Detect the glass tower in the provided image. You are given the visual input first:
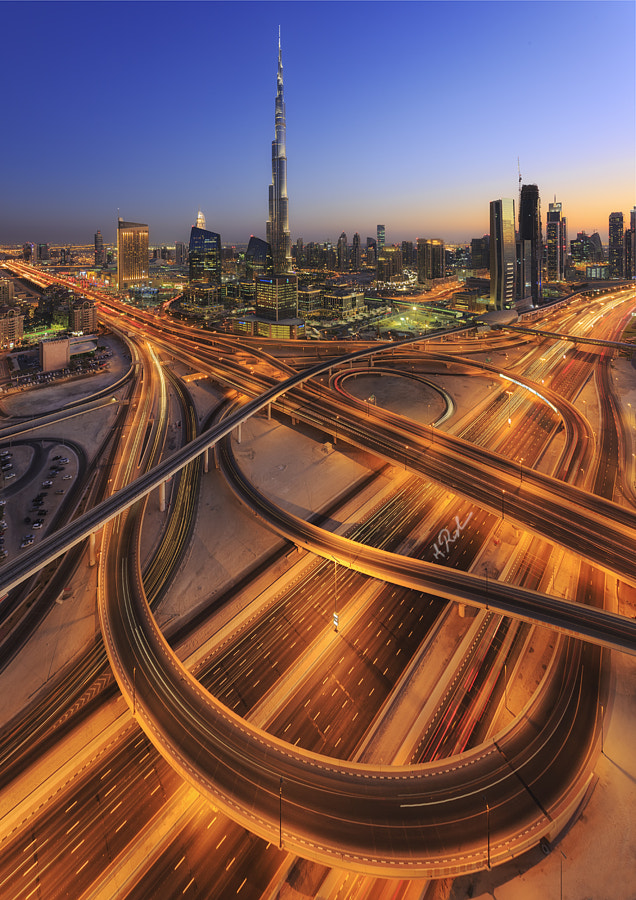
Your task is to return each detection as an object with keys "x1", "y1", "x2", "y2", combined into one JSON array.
[
  {"x1": 546, "y1": 200, "x2": 567, "y2": 282},
  {"x1": 608, "y1": 212, "x2": 624, "y2": 278},
  {"x1": 188, "y1": 226, "x2": 221, "y2": 286},
  {"x1": 518, "y1": 185, "x2": 542, "y2": 302},
  {"x1": 490, "y1": 199, "x2": 516, "y2": 310},
  {"x1": 266, "y1": 30, "x2": 291, "y2": 274}
]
